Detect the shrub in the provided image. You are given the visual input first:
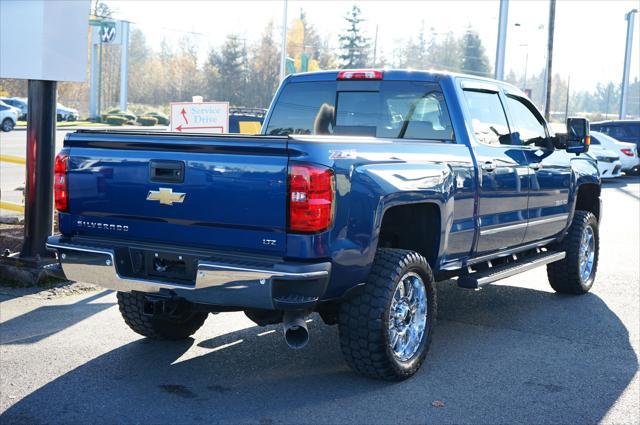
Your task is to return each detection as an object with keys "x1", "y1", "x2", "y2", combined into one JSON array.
[
  {"x1": 106, "y1": 109, "x2": 137, "y2": 123},
  {"x1": 137, "y1": 116, "x2": 158, "y2": 126},
  {"x1": 105, "y1": 115, "x2": 127, "y2": 126},
  {"x1": 146, "y1": 111, "x2": 170, "y2": 125}
]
